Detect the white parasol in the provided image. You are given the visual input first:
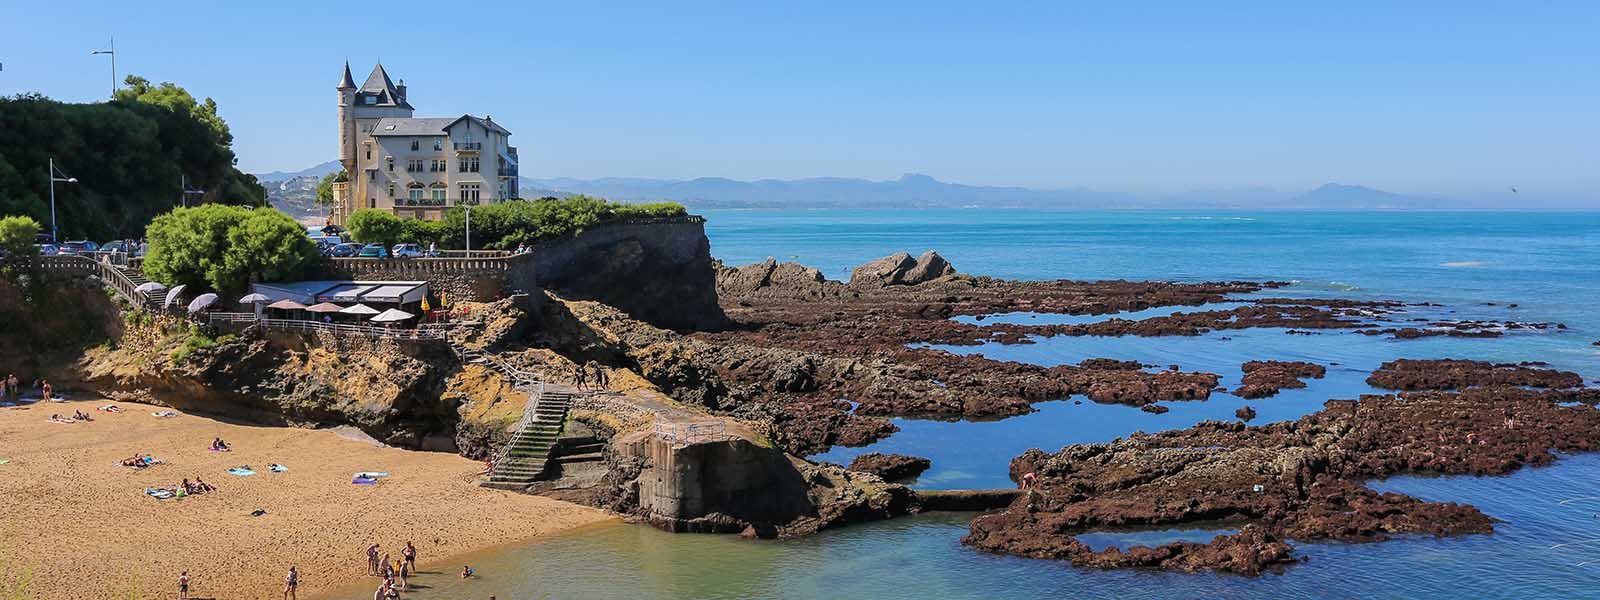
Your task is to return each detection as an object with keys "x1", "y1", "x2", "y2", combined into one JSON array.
[
  {"x1": 369, "y1": 308, "x2": 414, "y2": 323},
  {"x1": 163, "y1": 284, "x2": 187, "y2": 309},
  {"x1": 135, "y1": 282, "x2": 166, "y2": 293},
  {"x1": 339, "y1": 303, "x2": 380, "y2": 316},
  {"x1": 238, "y1": 293, "x2": 271, "y2": 304},
  {"x1": 186, "y1": 293, "x2": 219, "y2": 313}
]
